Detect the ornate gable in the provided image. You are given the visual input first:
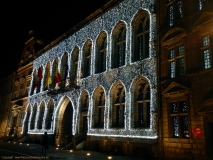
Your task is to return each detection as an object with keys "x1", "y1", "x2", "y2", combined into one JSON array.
[
  {"x1": 191, "y1": 12, "x2": 213, "y2": 31},
  {"x1": 162, "y1": 81, "x2": 189, "y2": 96}
]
